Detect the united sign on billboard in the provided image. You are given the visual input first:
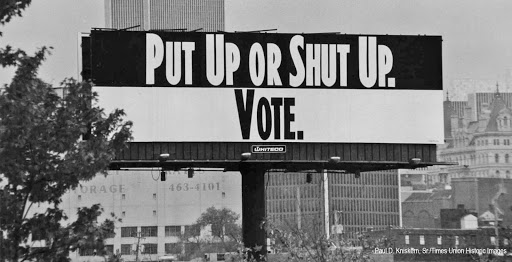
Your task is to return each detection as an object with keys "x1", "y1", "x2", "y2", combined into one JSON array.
[{"x1": 89, "y1": 31, "x2": 443, "y2": 144}]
